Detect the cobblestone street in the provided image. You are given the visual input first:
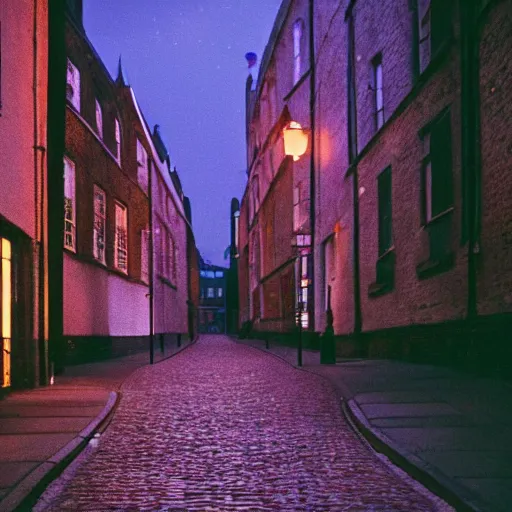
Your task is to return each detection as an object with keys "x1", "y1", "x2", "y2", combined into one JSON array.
[{"x1": 36, "y1": 336, "x2": 452, "y2": 511}]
